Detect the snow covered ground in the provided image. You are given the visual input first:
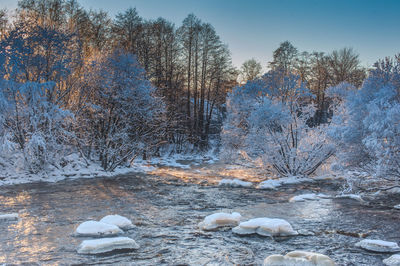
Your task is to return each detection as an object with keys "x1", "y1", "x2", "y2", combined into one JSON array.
[{"x1": 0, "y1": 152, "x2": 219, "y2": 186}]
